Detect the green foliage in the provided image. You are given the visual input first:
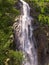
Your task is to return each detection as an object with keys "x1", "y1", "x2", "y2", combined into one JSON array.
[
  {"x1": 0, "y1": 50, "x2": 23, "y2": 65},
  {"x1": 38, "y1": 14, "x2": 49, "y2": 24},
  {"x1": 8, "y1": 50, "x2": 23, "y2": 65},
  {"x1": 25, "y1": 0, "x2": 49, "y2": 25},
  {"x1": 0, "y1": 0, "x2": 22, "y2": 65},
  {"x1": 35, "y1": 1, "x2": 49, "y2": 25}
]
